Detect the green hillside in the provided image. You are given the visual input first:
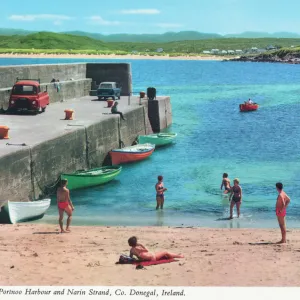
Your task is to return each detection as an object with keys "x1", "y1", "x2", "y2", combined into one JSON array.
[
  {"x1": 0, "y1": 32, "x2": 300, "y2": 55},
  {"x1": 63, "y1": 30, "x2": 223, "y2": 42},
  {"x1": 1, "y1": 28, "x2": 300, "y2": 42}
]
